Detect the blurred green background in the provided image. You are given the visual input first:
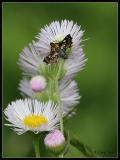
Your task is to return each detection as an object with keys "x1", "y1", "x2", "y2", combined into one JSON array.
[{"x1": 3, "y1": 2, "x2": 118, "y2": 158}]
